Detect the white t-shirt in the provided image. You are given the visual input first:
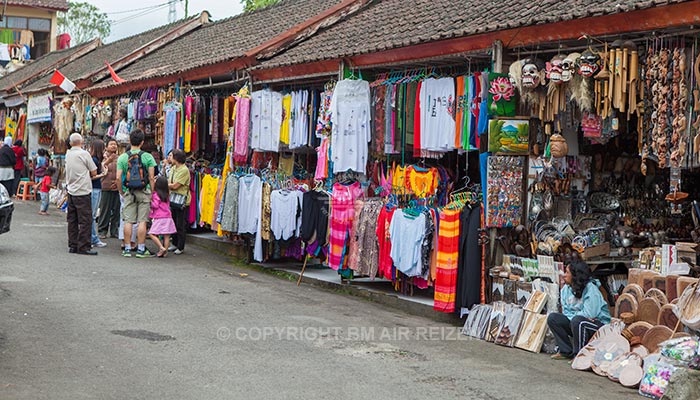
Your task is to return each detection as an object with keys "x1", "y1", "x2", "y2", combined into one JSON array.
[
  {"x1": 237, "y1": 174, "x2": 263, "y2": 261},
  {"x1": 250, "y1": 90, "x2": 282, "y2": 152},
  {"x1": 419, "y1": 77, "x2": 456, "y2": 151},
  {"x1": 330, "y1": 79, "x2": 371, "y2": 173},
  {"x1": 270, "y1": 189, "x2": 301, "y2": 240}
]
